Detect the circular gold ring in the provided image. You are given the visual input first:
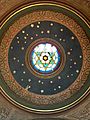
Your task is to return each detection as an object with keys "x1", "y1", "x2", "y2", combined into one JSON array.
[{"x1": 25, "y1": 38, "x2": 66, "y2": 79}]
